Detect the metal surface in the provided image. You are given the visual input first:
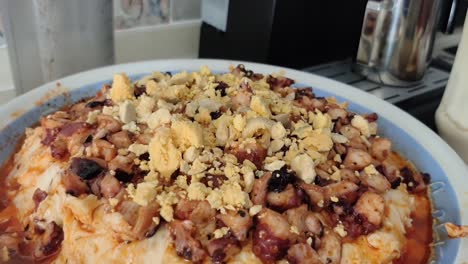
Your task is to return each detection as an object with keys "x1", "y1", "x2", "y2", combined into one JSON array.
[
  {"x1": 304, "y1": 60, "x2": 449, "y2": 104},
  {"x1": 443, "y1": 0, "x2": 459, "y2": 33},
  {"x1": 354, "y1": 0, "x2": 445, "y2": 86}
]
